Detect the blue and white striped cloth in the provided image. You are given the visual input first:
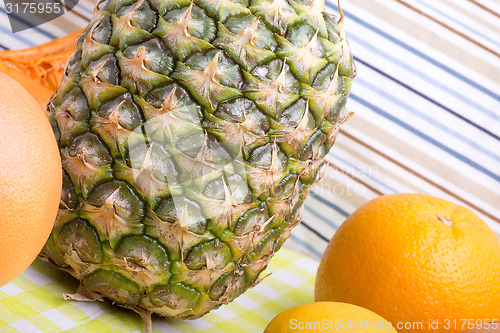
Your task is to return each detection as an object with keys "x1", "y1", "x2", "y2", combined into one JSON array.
[{"x1": 0, "y1": 0, "x2": 498, "y2": 261}]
